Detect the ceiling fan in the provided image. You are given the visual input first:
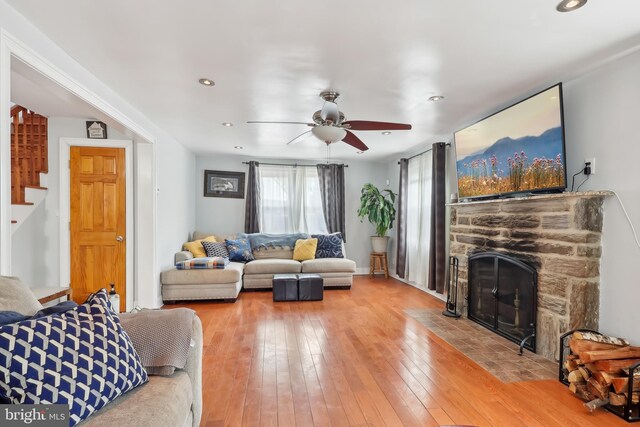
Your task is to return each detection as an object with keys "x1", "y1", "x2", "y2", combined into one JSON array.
[{"x1": 247, "y1": 91, "x2": 412, "y2": 152}]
